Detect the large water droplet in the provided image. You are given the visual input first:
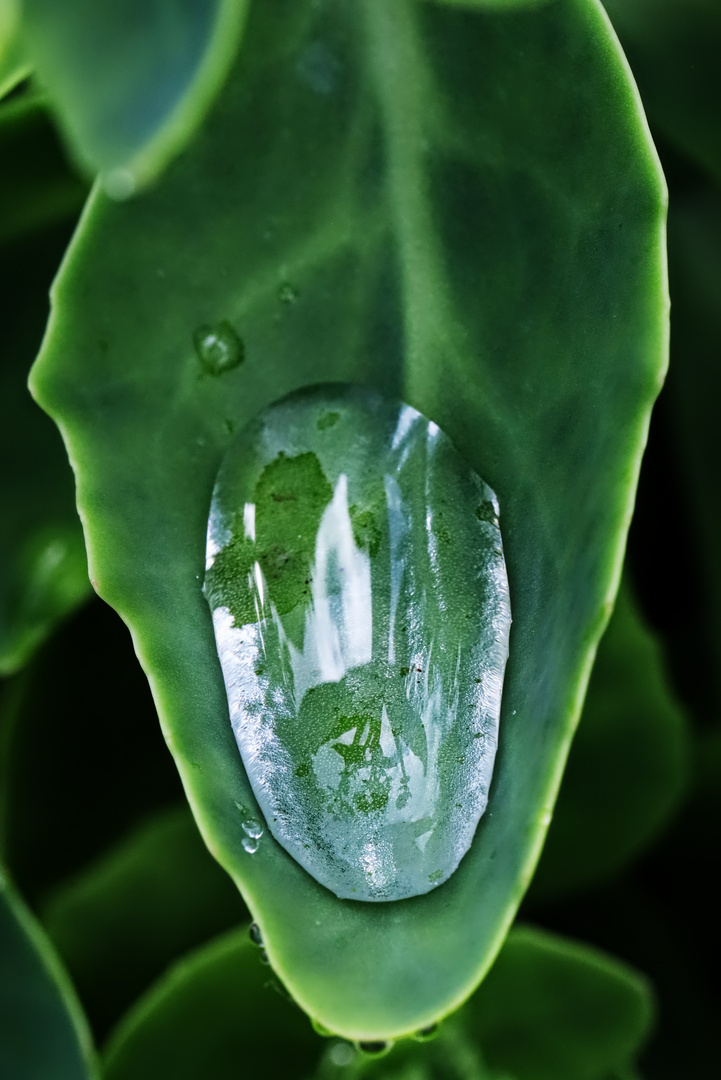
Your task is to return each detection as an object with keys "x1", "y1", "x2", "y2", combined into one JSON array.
[
  {"x1": 193, "y1": 320, "x2": 244, "y2": 375},
  {"x1": 205, "y1": 385, "x2": 511, "y2": 901}
]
